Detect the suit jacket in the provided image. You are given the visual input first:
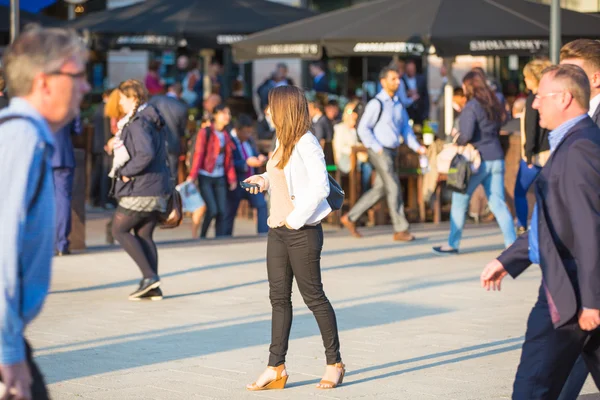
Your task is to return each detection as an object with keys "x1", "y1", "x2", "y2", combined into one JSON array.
[
  {"x1": 231, "y1": 136, "x2": 259, "y2": 179},
  {"x1": 51, "y1": 118, "x2": 80, "y2": 169},
  {"x1": 313, "y1": 75, "x2": 330, "y2": 93},
  {"x1": 312, "y1": 115, "x2": 333, "y2": 142},
  {"x1": 591, "y1": 103, "x2": 600, "y2": 128},
  {"x1": 498, "y1": 117, "x2": 600, "y2": 328},
  {"x1": 148, "y1": 95, "x2": 188, "y2": 155},
  {"x1": 403, "y1": 74, "x2": 430, "y2": 122}
]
